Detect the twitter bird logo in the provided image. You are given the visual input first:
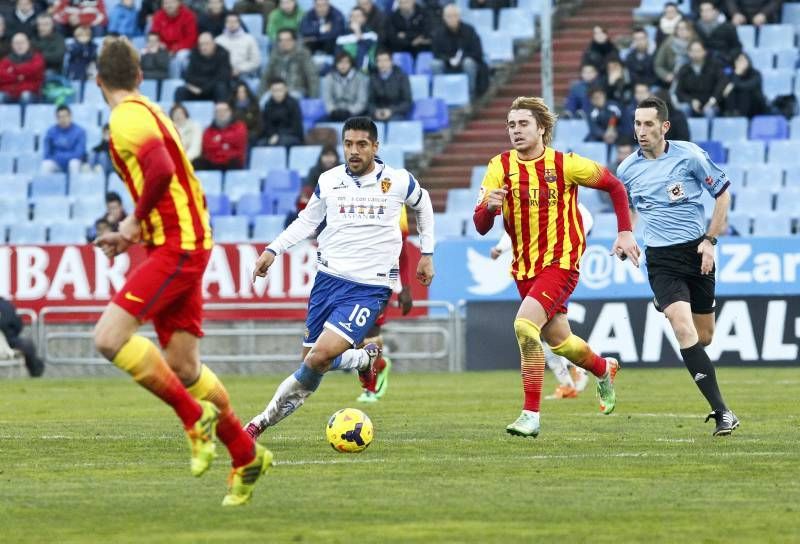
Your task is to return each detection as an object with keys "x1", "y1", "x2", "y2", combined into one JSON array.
[{"x1": 466, "y1": 247, "x2": 514, "y2": 295}]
